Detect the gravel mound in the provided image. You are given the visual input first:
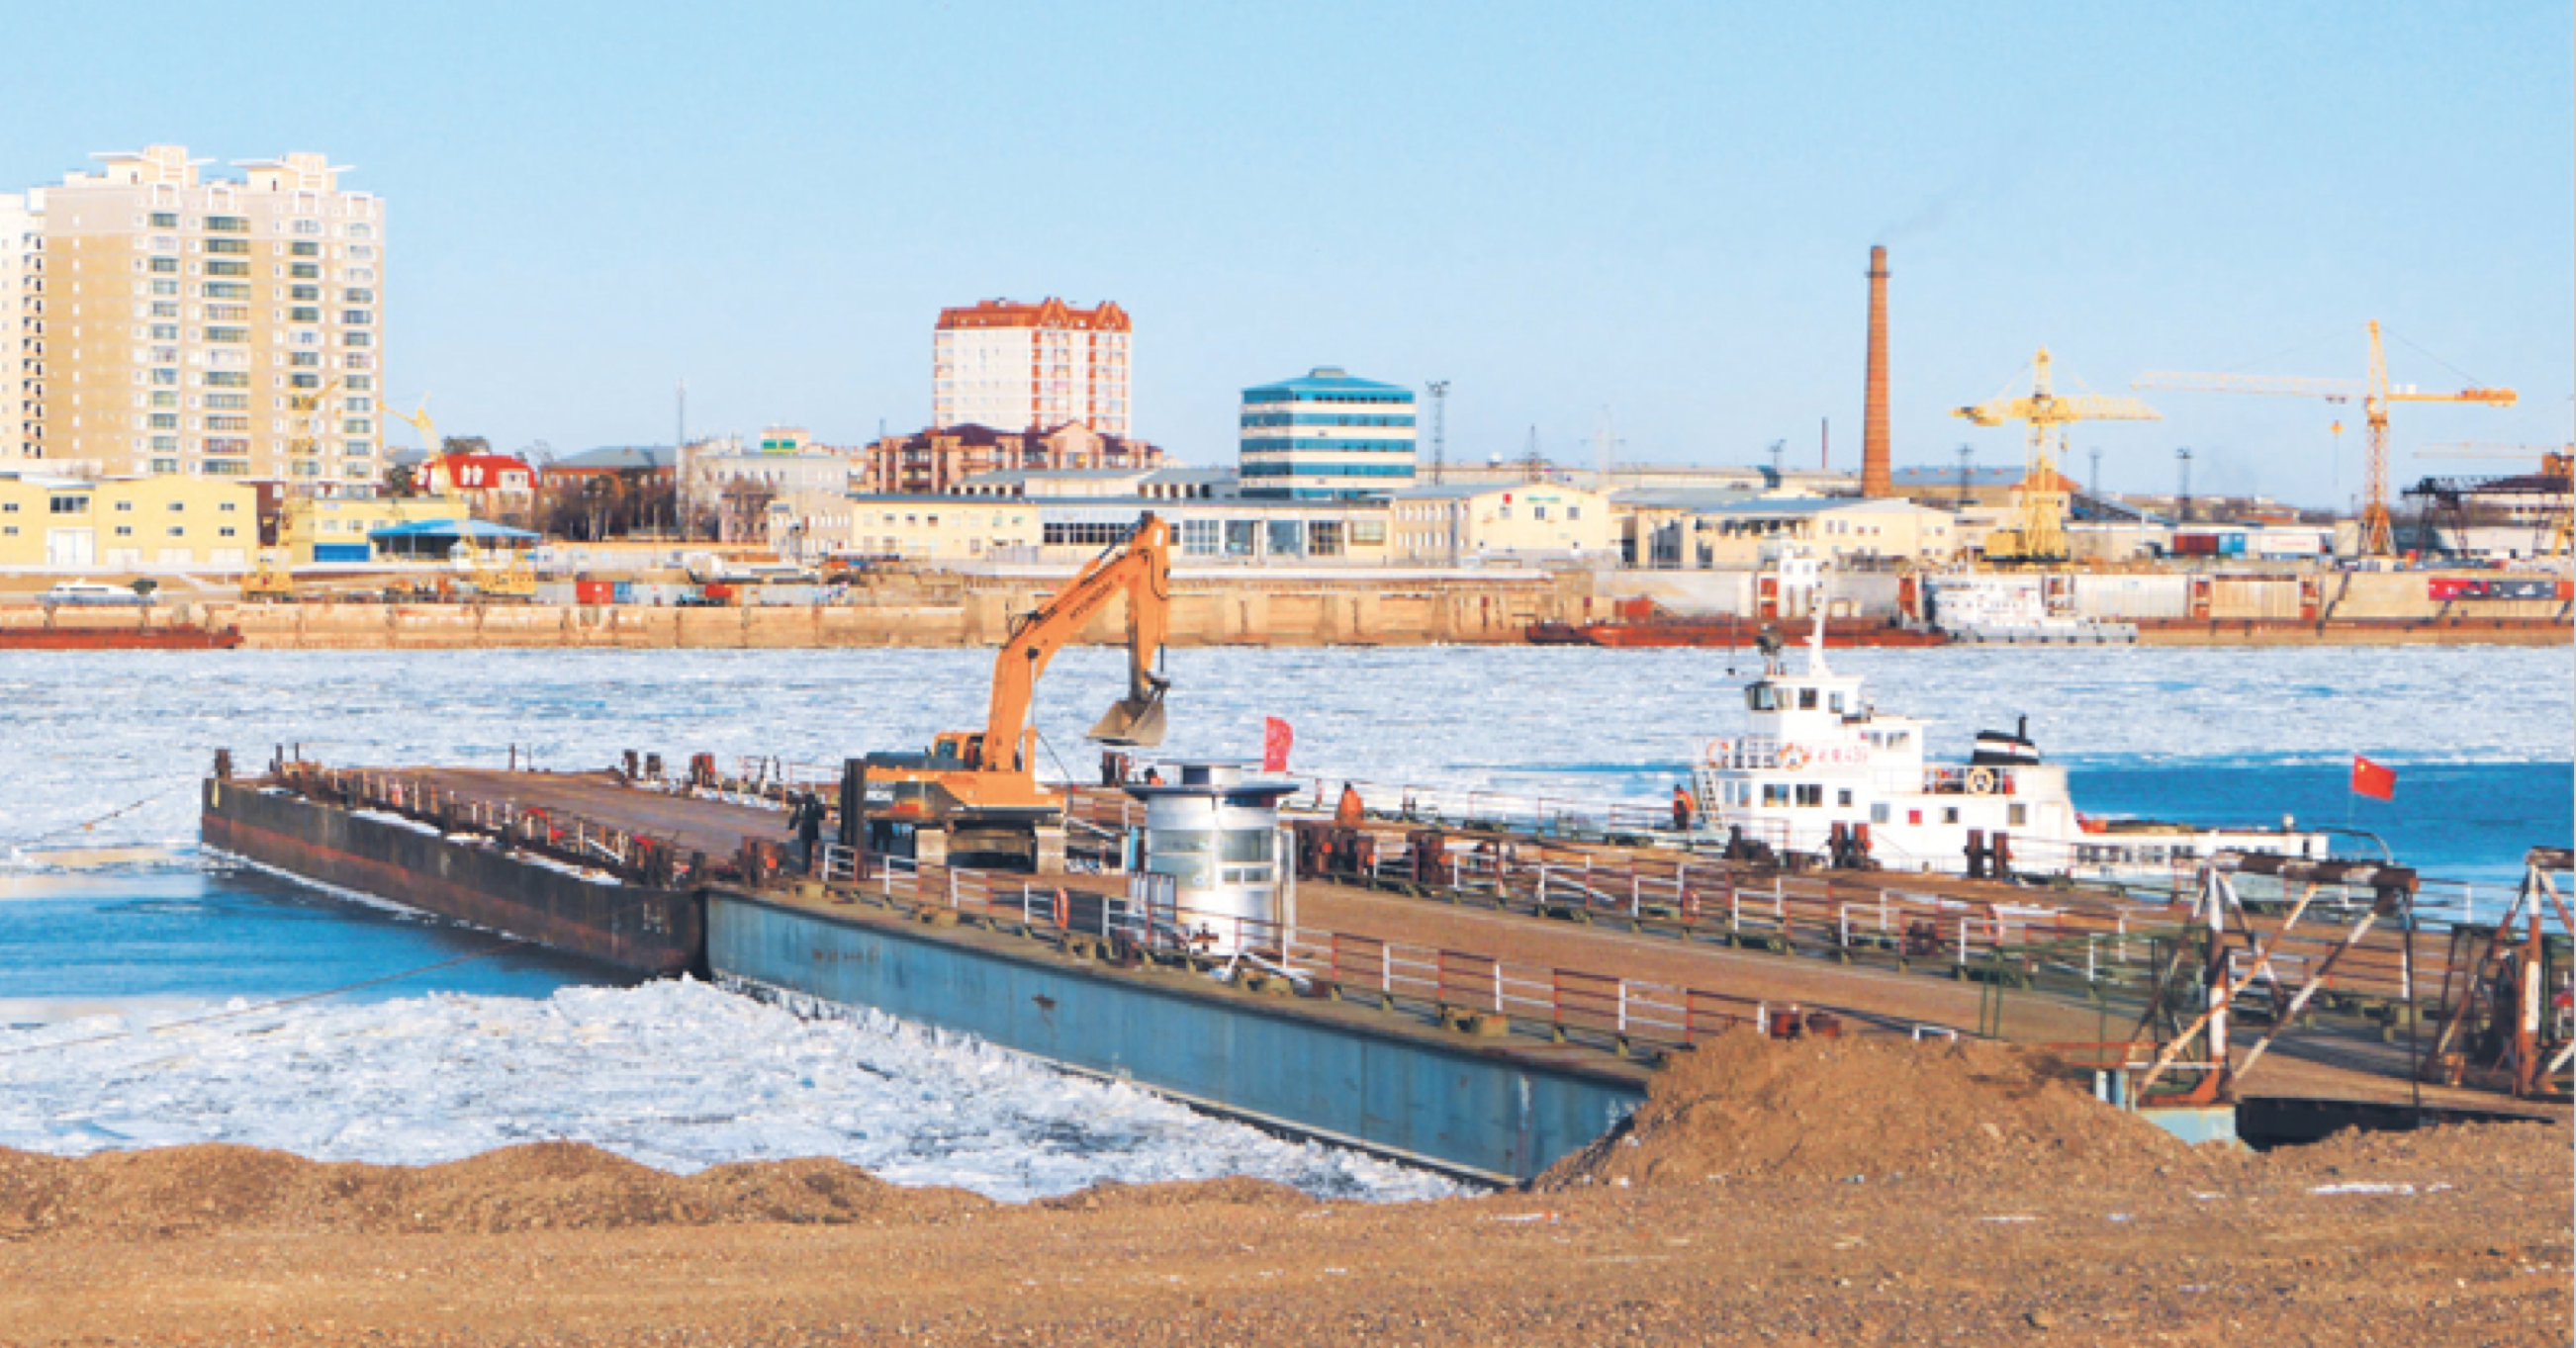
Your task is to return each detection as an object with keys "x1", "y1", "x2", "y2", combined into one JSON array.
[
  {"x1": 1039, "y1": 1176, "x2": 1318, "y2": 1212},
  {"x1": 0, "y1": 1140, "x2": 991, "y2": 1237},
  {"x1": 1538, "y1": 1029, "x2": 2191, "y2": 1189}
]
